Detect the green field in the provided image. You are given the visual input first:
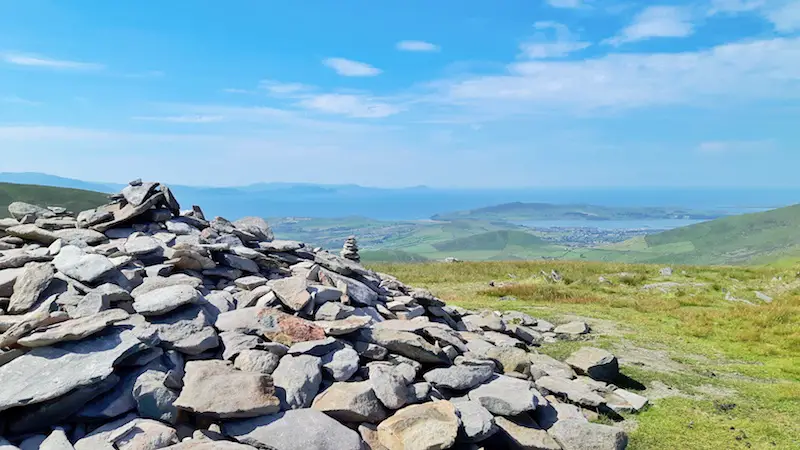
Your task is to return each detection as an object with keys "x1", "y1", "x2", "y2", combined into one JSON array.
[
  {"x1": 0, "y1": 182, "x2": 108, "y2": 218},
  {"x1": 433, "y1": 202, "x2": 724, "y2": 222},
  {"x1": 370, "y1": 260, "x2": 800, "y2": 450}
]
